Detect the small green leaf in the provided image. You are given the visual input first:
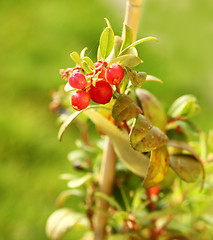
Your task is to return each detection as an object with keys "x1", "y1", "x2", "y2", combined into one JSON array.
[
  {"x1": 177, "y1": 120, "x2": 200, "y2": 136},
  {"x1": 104, "y1": 17, "x2": 112, "y2": 28},
  {"x1": 133, "y1": 126, "x2": 168, "y2": 152},
  {"x1": 97, "y1": 45, "x2": 102, "y2": 61},
  {"x1": 127, "y1": 69, "x2": 147, "y2": 88},
  {"x1": 68, "y1": 173, "x2": 93, "y2": 188},
  {"x1": 129, "y1": 115, "x2": 152, "y2": 148},
  {"x1": 121, "y1": 24, "x2": 133, "y2": 51},
  {"x1": 146, "y1": 75, "x2": 163, "y2": 83},
  {"x1": 119, "y1": 36, "x2": 158, "y2": 56},
  {"x1": 100, "y1": 27, "x2": 114, "y2": 59},
  {"x1": 70, "y1": 51, "x2": 82, "y2": 67},
  {"x1": 143, "y1": 146, "x2": 169, "y2": 188},
  {"x1": 46, "y1": 208, "x2": 88, "y2": 240},
  {"x1": 168, "y1": 94, "x2": 201, "y2": 118},
  {"x1": 112, "y1": 94, "x2": 142, "y2": 121},
  {"x1": 113, "y1": 36, "x2": 123, "y2": 58},
  {"x1": 82, "y1": 61, "x2": 93, "y2": 73},
  {"x1": 170, "y1": 154, "x2": 202, "y2": 183},
  {"x1": 80, "y1": 47, "x2": 88, "y2": 59},
  {"x1": 136, "y1": 89, "x2": 167, "y2": 132},
  {"x1": 56, "y1": 190, "x2": 84, "y2": 208},
  {"x1": 83, "y1": 56, "x2": 95, "y2": 69},
  {"x1": 109, "y1": 54, "x2": 142, "y2": 68}
]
